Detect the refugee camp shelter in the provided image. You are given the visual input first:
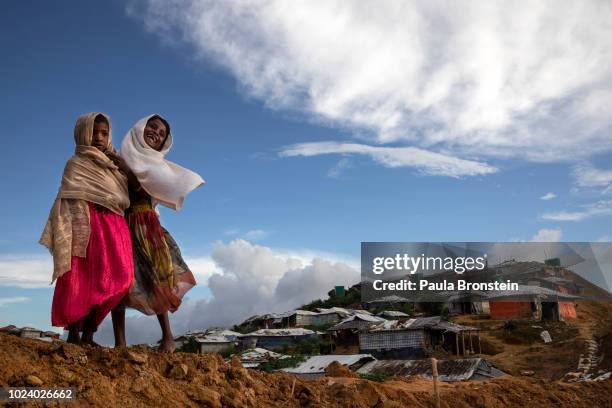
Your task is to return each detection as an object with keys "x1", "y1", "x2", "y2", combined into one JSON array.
[
  {"x1": 446, "y1": 291, "x2": 490, "y2": 315},
  {"x1": 487, "y1": 285, "x2": 578, "y2": 321},
  {"x1": 241, "y1": 328, "x2": 319, "y2": 350},
  {"x1": 357, "y1": 358, "x2": 506, "y2": 382},
  {"x1": 328, "y1": 314, "x2": 387, "y2": 346},
  {"x1": 195, "y1": 329, "x2": 242, "y2": 354},
  {"x1": 282, "y1": 354, "x2": 375, "y2": 379},
  {"x1": 364, "y1": 295, "x2": 412, "y2": 310},
  {"x1": 359, "y1": 316, "x2": 480, "y2": 359}
]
